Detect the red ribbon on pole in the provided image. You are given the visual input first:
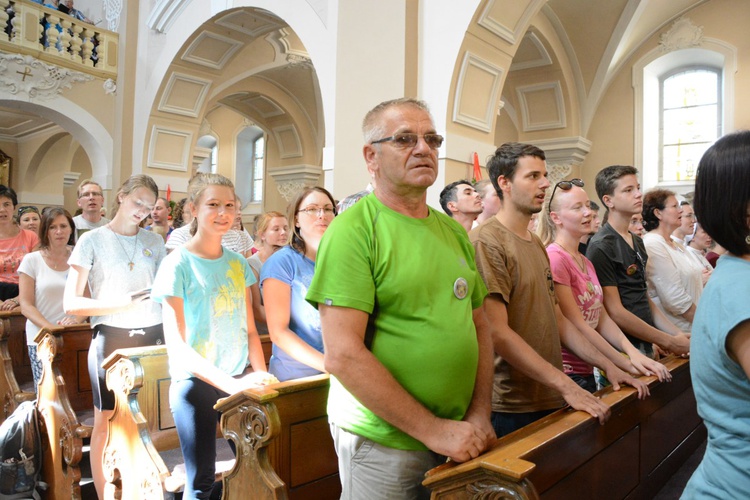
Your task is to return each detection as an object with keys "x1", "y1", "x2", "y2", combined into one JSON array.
[
  {"x1": 472, "y1": 152, "x2": 482, "y2": 181},
  {"x1": 166, "y1": 184, "x2": 171, "y2": 202}
]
